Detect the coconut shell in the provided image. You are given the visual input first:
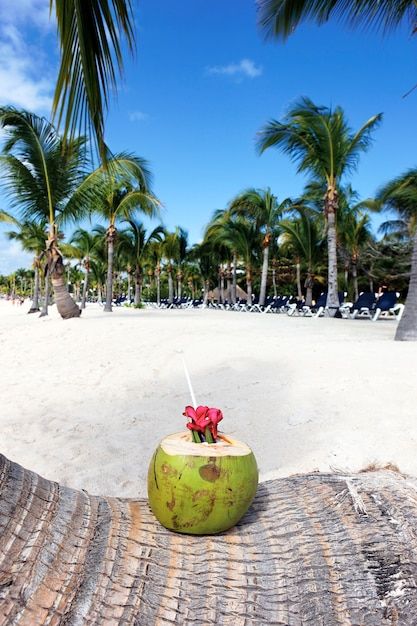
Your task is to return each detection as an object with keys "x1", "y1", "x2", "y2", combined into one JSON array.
[{"x1": 147, "y1": 431, "x2": 258, "y2": 534}]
